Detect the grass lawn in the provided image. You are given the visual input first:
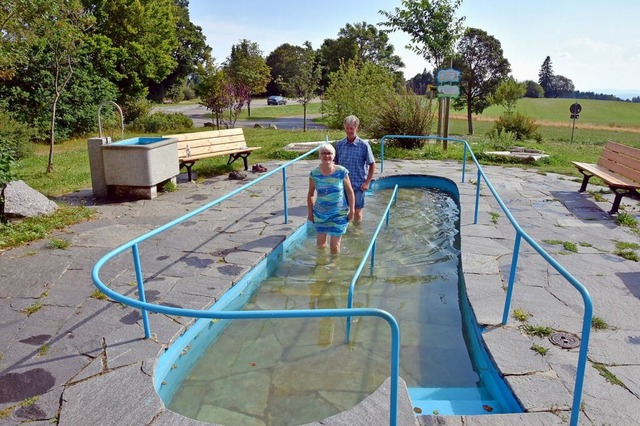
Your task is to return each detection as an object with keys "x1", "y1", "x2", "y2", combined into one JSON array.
[{"x1": 14, "y1": 97, "x2": 640, "y2": 197}]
